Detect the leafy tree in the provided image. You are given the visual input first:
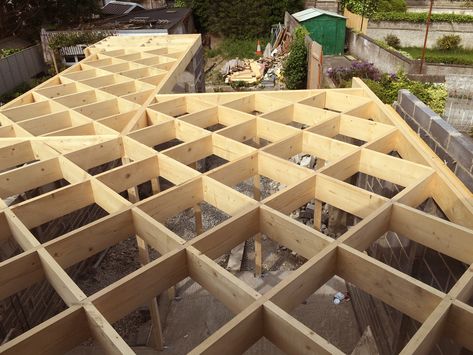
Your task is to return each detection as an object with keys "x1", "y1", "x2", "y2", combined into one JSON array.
[
  {"x1": 179, "y1": 0, "x2": 304, "y2": 38},
  {"x1": 0, "y1": 0, "x2": 100, "y2": 41}
]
